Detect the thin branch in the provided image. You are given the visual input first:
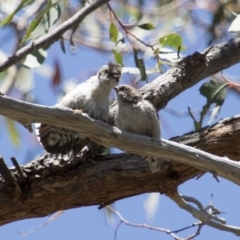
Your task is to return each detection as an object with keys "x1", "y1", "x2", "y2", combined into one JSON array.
[
  {"x1": 169, "y1": 192, "x2": 240, "y2": 236},
  {"x1": 0, "y1": 156, "x2": 22, "y2": 196},
  {"x1": 0, "y1": 156, "x2": 15, "y2": 188},
  {"x1": 186, "y1": 224, "x2": 203, "y2": 240},
  {"x1": 114, "y1": 221, "x2": 123, "y2": 240},
  {"x1": 0, "y1": 0, "x2": 110, "y2": 72},
  {"x1": 107, "y1": 206, "x2": 184, "y2": 240},
  {"x1": 171, "y1": 222, "x2": 202, "y2": 234},
  {"x1": 17, "y1": 211, "x2": 64, "y2": 236},
  {"x1": 10, "y1": 157, "x2": 27, "y2": 183},
  {"x1": 107, "y1": 3, "x2": 162, "y2": 63}
]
